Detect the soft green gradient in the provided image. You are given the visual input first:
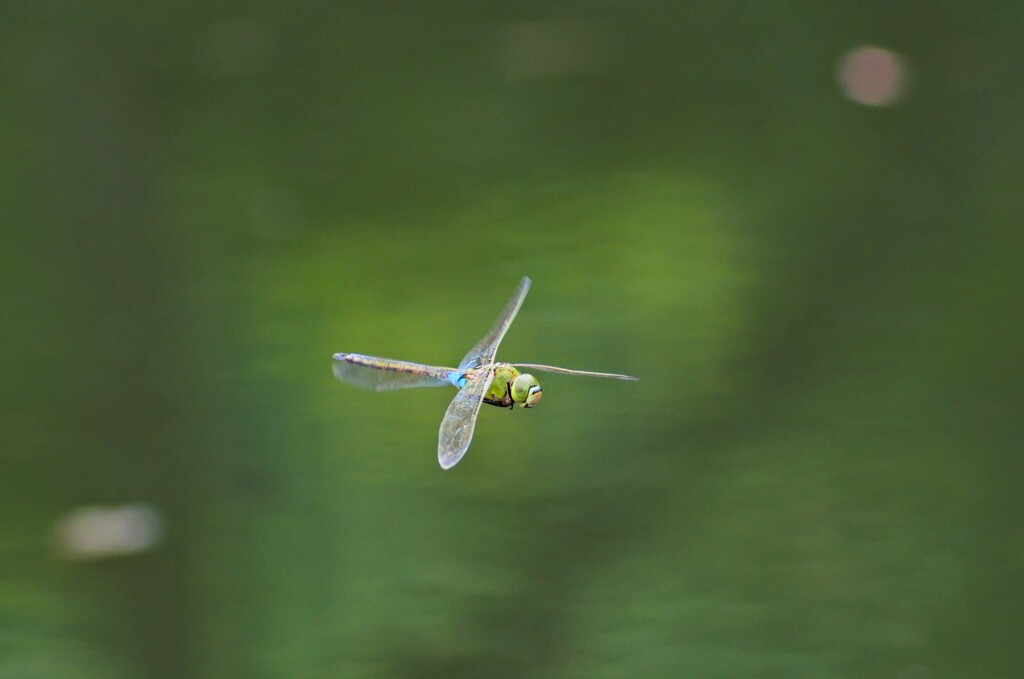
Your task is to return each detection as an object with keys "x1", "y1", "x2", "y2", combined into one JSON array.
[{"x1": 3, "y1": 3, "x2": 1022, "y2": 678}]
